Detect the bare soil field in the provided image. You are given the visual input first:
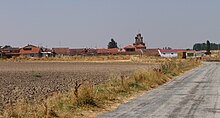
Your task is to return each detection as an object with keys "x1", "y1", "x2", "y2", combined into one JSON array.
[{"x1": 0, "y1": 62, "x2": 158, "y2": 111}]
